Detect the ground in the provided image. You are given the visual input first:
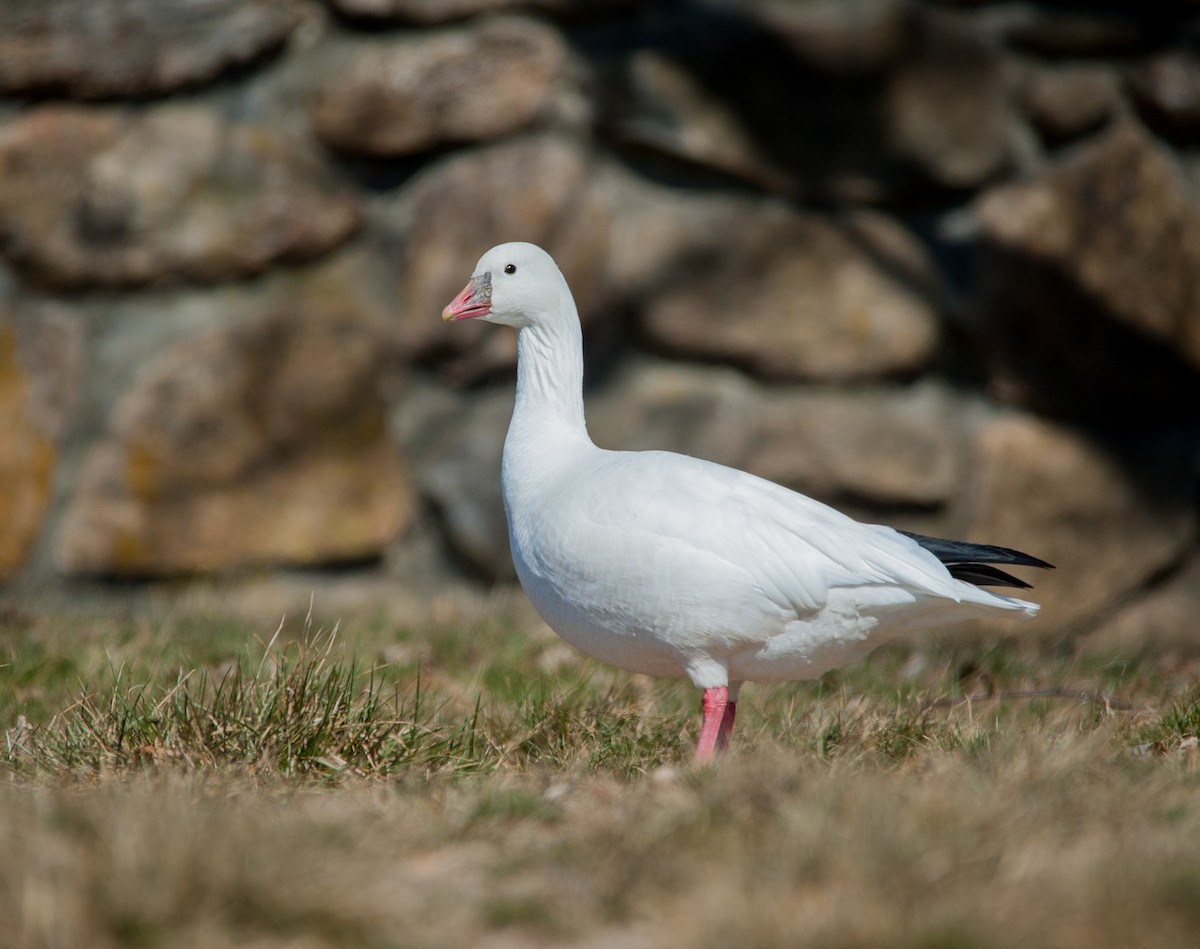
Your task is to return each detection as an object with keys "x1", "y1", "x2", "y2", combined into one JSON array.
[{"x1": 3, "y1": 597, "x2": 1200, "y2": 948}]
